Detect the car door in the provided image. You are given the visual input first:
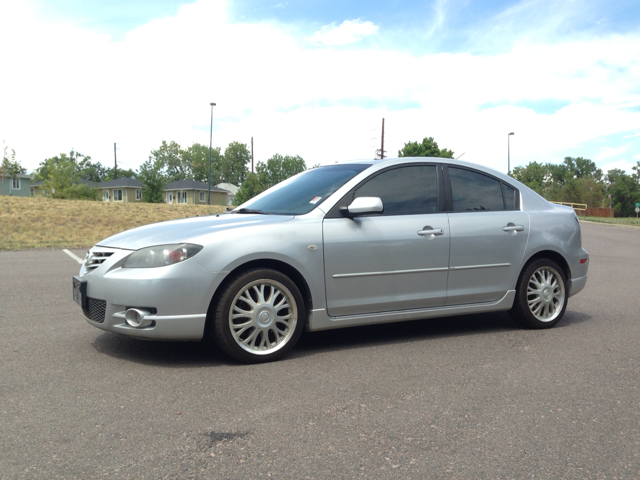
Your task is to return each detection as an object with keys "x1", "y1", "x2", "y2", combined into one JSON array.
[
  {"x1": 323, "y1": 164, "x2": 450, "y2": 317},
  {"x1": 444, "y1": 166, "x2": 529, "y2": 305}
]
